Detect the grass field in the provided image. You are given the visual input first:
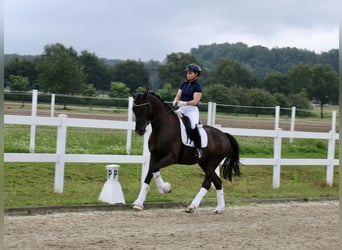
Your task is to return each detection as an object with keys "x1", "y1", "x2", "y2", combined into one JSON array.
[{"x1": 4, "y1": 124, "x2": 339, "y2": 208}]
